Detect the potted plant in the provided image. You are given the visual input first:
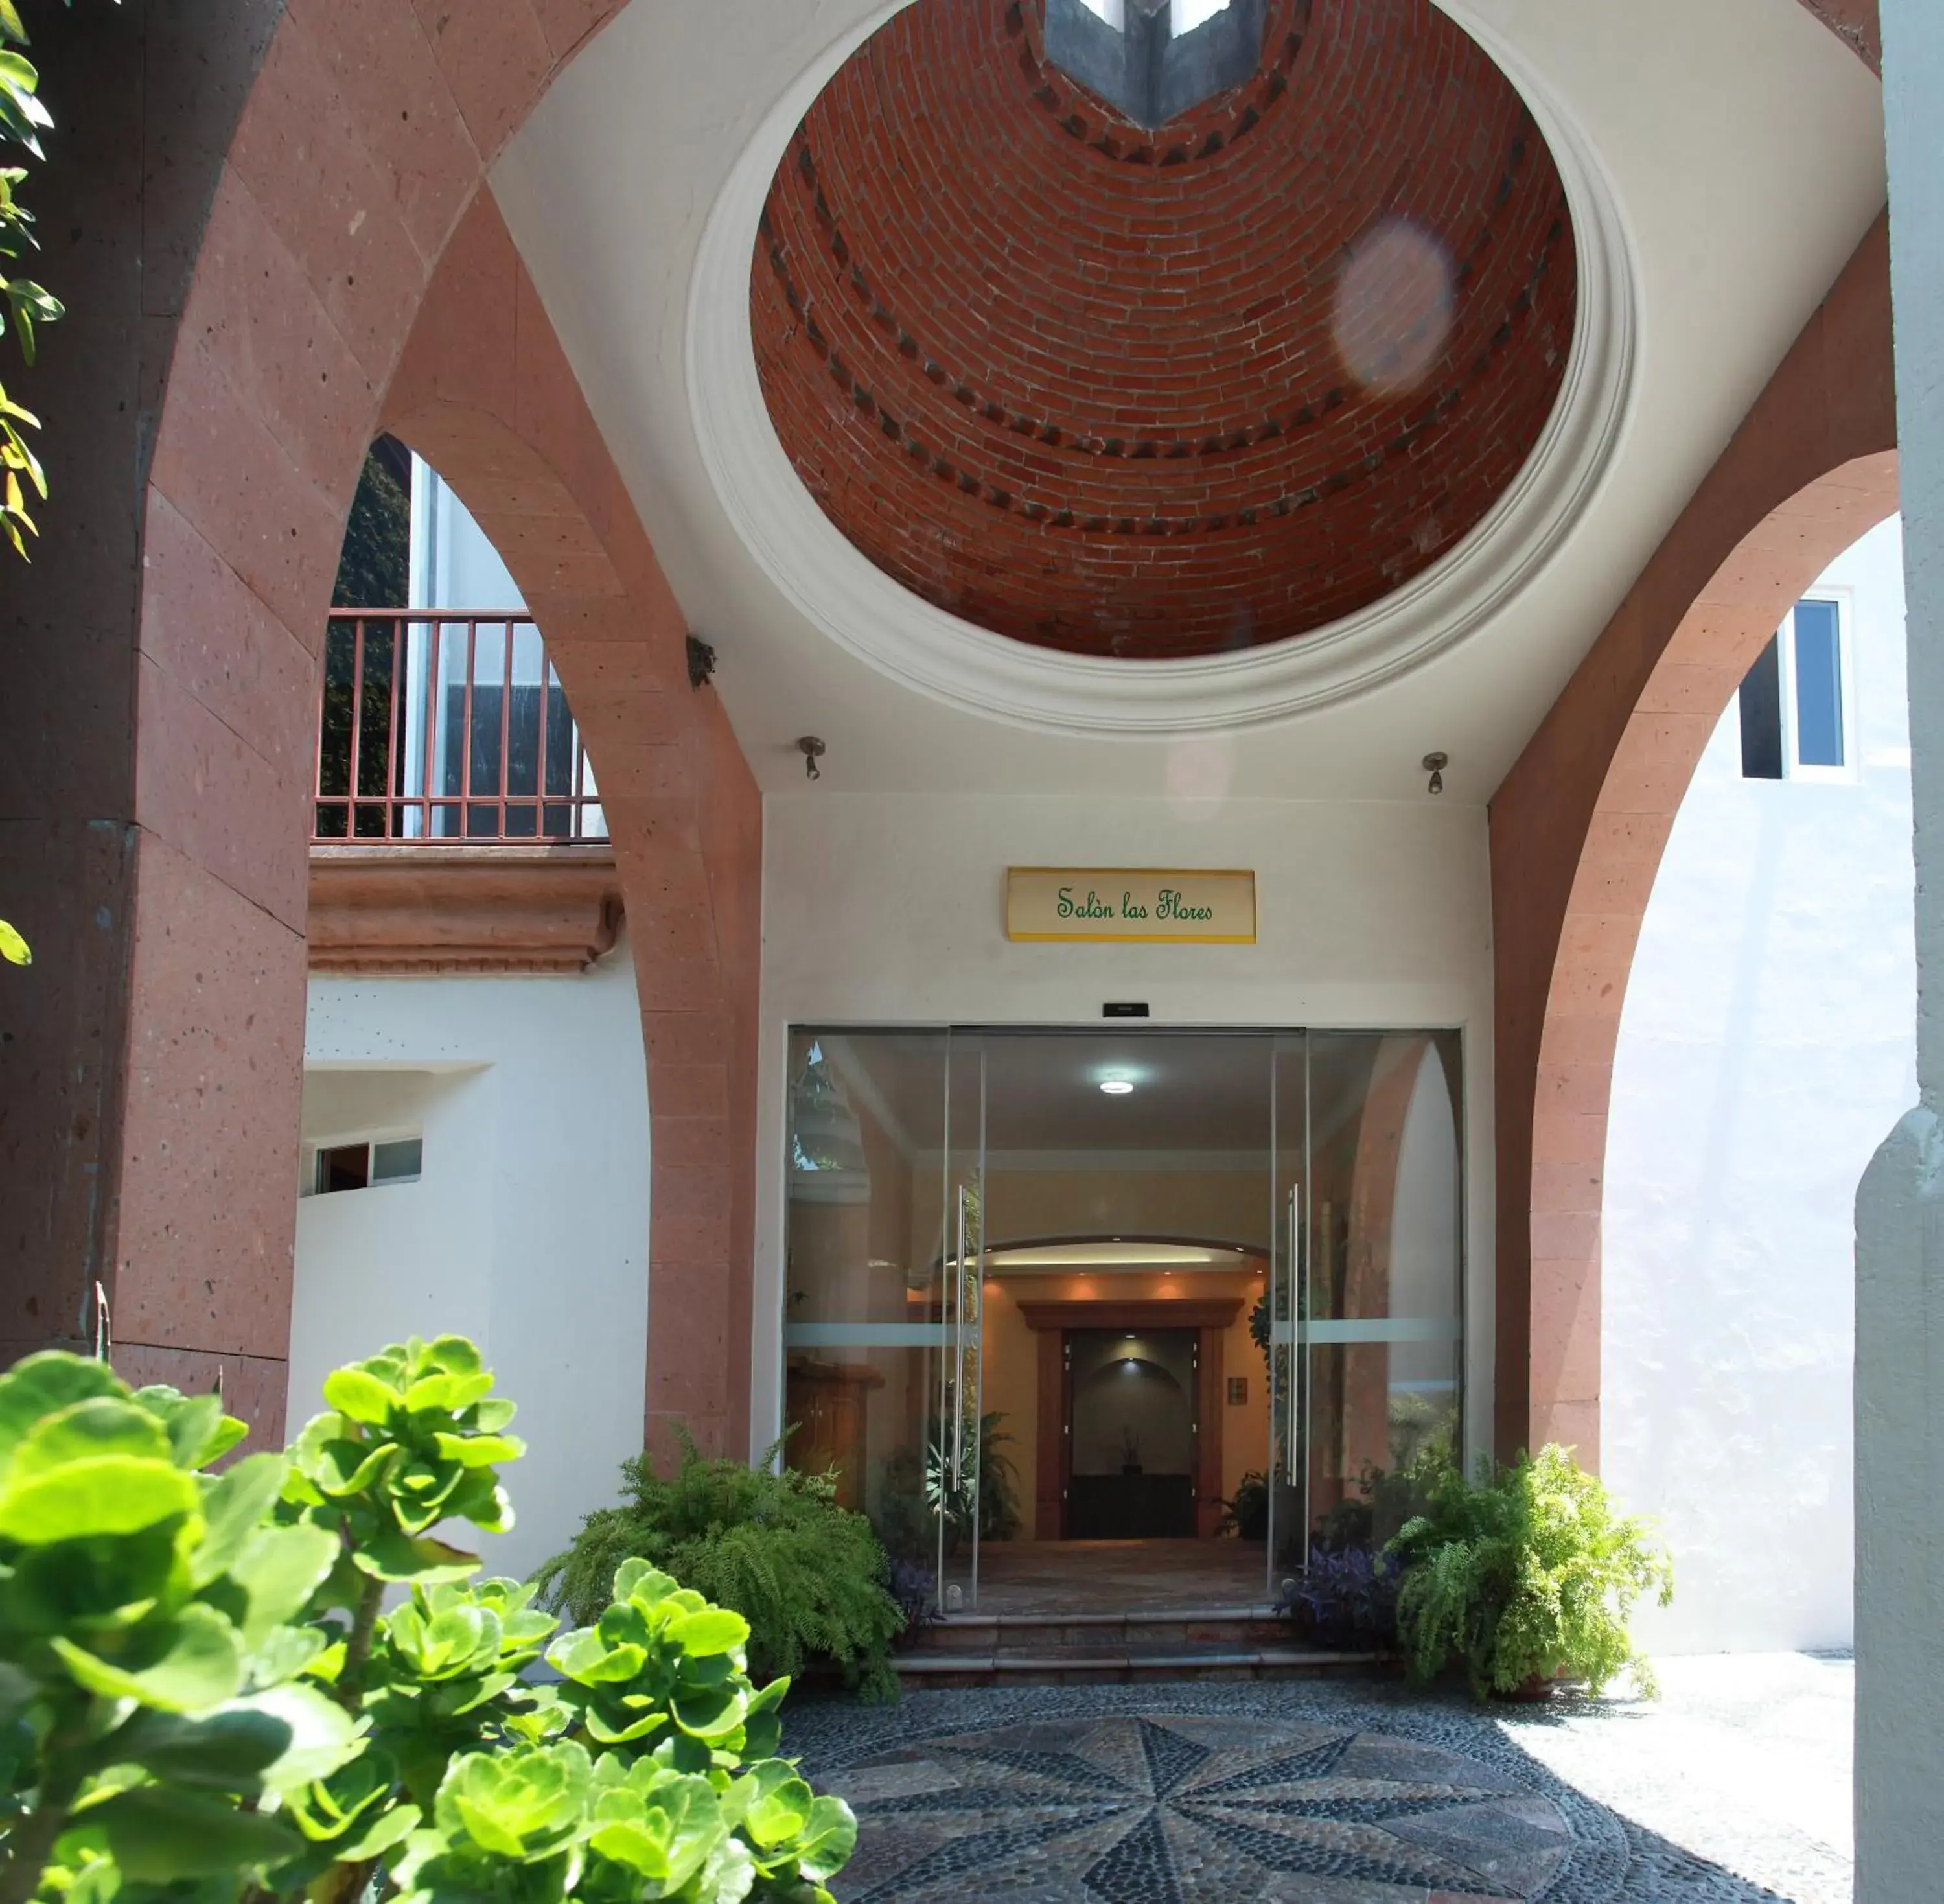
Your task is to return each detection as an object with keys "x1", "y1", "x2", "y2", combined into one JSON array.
[
  {"x1": 1386, "y1": 1442, "x2": 1673, "y2": 1700},
  {"x1": 1218, "y1": 1470, "x2": 1269, "y2": 1542},
  {"x1": 1280, "y1": 1542, "x2": 1401, "y2": 1651}
]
